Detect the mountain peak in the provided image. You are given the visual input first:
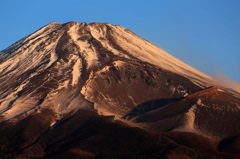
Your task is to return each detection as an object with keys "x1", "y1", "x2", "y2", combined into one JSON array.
[{"x1": 50, "y1": 21, "x2": 59, "y2": 25}]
